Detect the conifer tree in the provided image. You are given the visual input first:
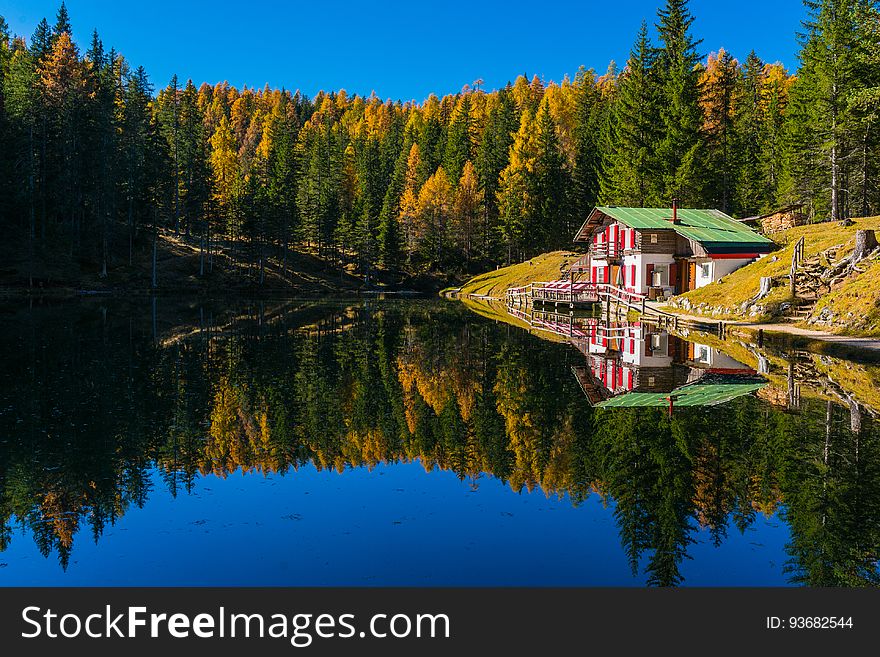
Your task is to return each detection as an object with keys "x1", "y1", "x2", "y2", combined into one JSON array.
[
  {"x1": 783, "y1": 0, "x2": 877, "y2": 220},
  {"x1": 656, "y1": 0, "x2": 705, "y2": 204},
  {"x1": 700, "y1": 49, "x2": 739, "y2": 213},
  {"x1": 600, "y1": 22, "x2": 663, "y2": 206},
  {"x1": 570, "y1": 67, "x2": 604, "y2": 227},
  {"x1": 733, "y1": 52, "x2": 766, "y2": 215},
  {"x1": 443, "y1": 94, "x2": 474, "y2": 186},
  {"x1": 476, "y1": 86, "x2": 516, "y2": 259},
  {"x1": 452, "y1": 160, "x2": 483, "y2": 265},
  {"x1": 416, "y1": 166, "x2": 453, "y2": 269},
  {"x1": 533, "y1": 99, "x2": 567, "y2": 250},
  {"x1": 497, "y1": 109, "x2": 537, "y2": 263}
]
